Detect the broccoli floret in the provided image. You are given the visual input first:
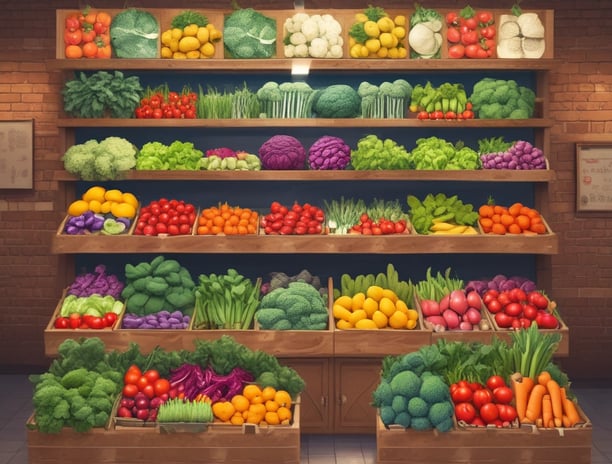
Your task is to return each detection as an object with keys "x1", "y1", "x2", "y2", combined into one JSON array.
[
  {"x1": 93, "y1": 411, "x2": 110, "y2": 428},
  {"x1": 379, "y1": 405, "x2": 396, "y2": 426},
  {"x1": 470, "y1": 77, "x2": 536, "y2": 119},
  {"x1": 389, "y1": 370, "x2": 421, "y2": 399},
  {"x1": 419, "y1": 374, "x2": 450, "y2": 404},
  {"x1": 428, "y1": 401, "x2": 454, "y2": 428},
  {"x1": 407, "y1": 396, "x2": 429, "y2": 418},
  {"x1": 311, "y1": 84, "x2": 361, "y2": 118},
  {"x1": 87, "y1": 396, "x2": 113, "y2": 412},
  {"x1": 394, "y1": 411, "x2": 412, "y2": 428},
  {"x1": 255, "y1": 308, "x2": 287, "y2": 329},
  {"x1": 372, "y1": 379, "x2": 393, "y2": 407},
  {"x1": 388, "y1": 352, "x2": 426, "y2": 379},
  {"x1": 256, "y1": 371, "x2": 279, "y2": 389},
  {"x1": 434, "y1": 416, "x2": 454, "y2": 432},
  {"x1": 60, "y1": 368, "x2": 90, "y2": 389},
  {"x1": 411, "y1": 416, "x2": 433, "y2": 431},
  {"x1": 52, "y1": 399, "x2": 71, "y2": 420},
  {"x1": 391, "y1": 395, "x2": 408, "y2": 414},
  {"x1": 92, "y1": 376, "x2": 119, "y2": 397}
]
